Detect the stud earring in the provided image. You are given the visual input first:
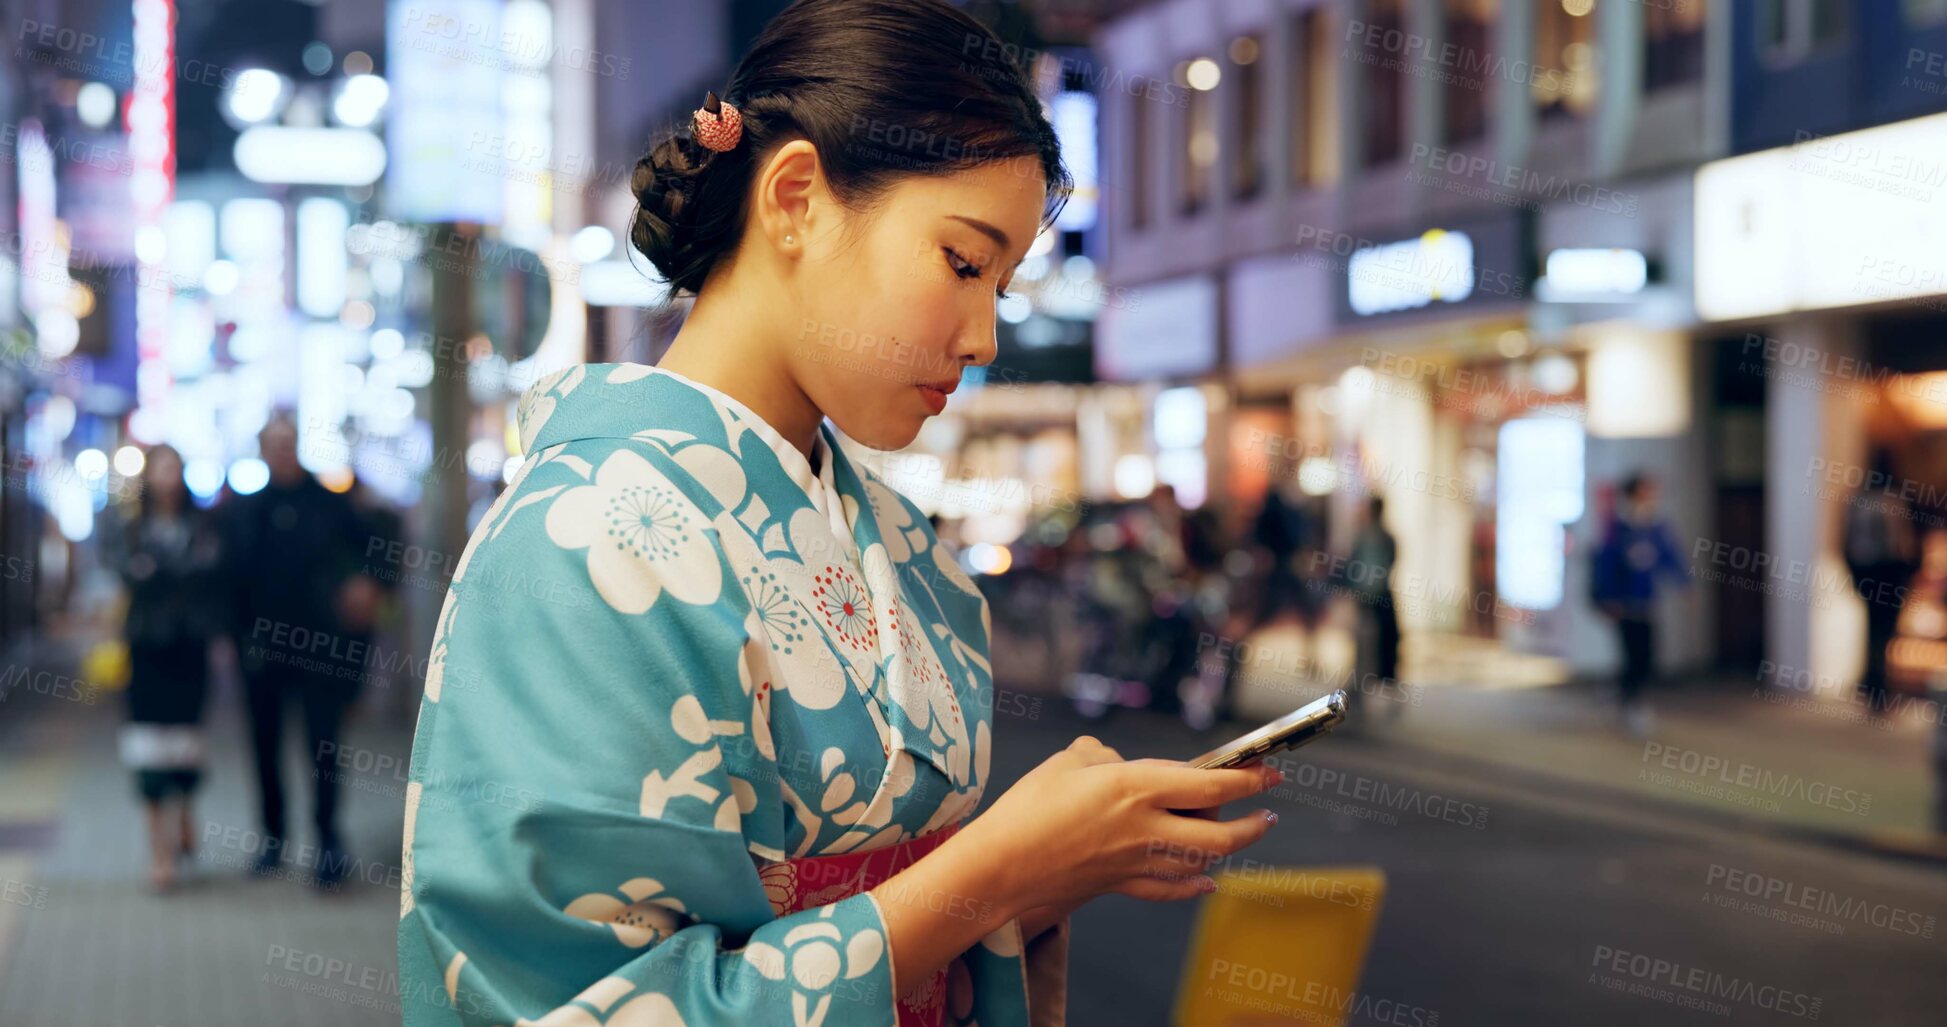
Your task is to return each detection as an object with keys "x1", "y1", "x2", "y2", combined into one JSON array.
[{"x1": 785, "y1": 234, "x2": 795, "y2": 244}]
